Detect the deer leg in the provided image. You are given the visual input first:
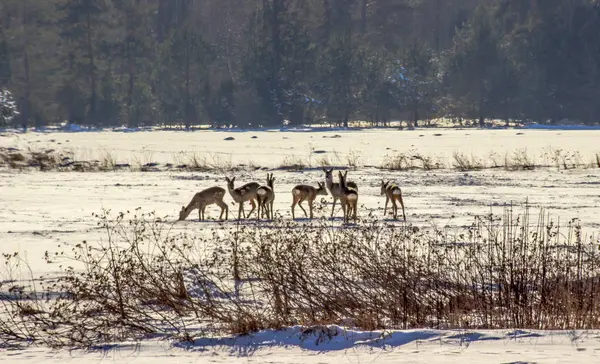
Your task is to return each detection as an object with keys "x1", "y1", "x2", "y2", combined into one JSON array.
[
  {"x1": 263, "y1": 199, "x2": 268, "y2": 219},
  {"x1": 269, "y1": 200, "x2": 274, "y2": 220},
  {"x1": 298, "y1": 198, "x2": 308, "y2": 217},
  {"x1": 262, "y1": 201, "x2": 268, "y2": 219},
  {"x1": 217, "y1": 200, "x2": 228, "y2": 220},
  {"x1": 247, "y1": 198, "x2": 256, "y2": 218},
  {"x1": 391, "y1": 198, "x2": 398, "y2": 220},
  {"x1": 308, "y1": 199, "x2": 314, "y2": 219},
  {"x1": 384, "y1": 196, "x2": 389, "y2": 216},
  {"x1": 198, "y1": 205, "x2": 202, "y2": 221},
  {"x1": 256, "y1": 198, "x2": 262, "y2": 220},
  {"x1": 398, "y1": 194, "x2": 406, "y2": 222},
  {"x1": 238, "y1": 202, "x2": 244, "y2": 219},
  {"x1": 262, "y1": 200, "x2": 268, "y2": 219},
  {"x1": 331, "y1": 197, "x2": 337, "y2": 218},
  {"x1": 291, "y1": 198, "x2": 297, "y2": 220}
]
